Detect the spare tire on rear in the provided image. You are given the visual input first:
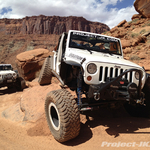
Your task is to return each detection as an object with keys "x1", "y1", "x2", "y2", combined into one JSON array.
[{"x1": 38, "y1": 56, "x2": 52, "y2": 85}]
